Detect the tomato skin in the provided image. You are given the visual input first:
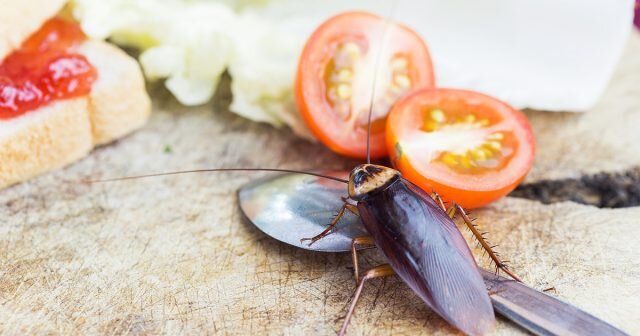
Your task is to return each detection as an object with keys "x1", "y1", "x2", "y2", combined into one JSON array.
[
  {"x1": 295, "y1": 11, "x2": 435, "y2": 159},
  {"x1": 393, "y1": 158, "x2": 529, "y2": 209},
  {"x1": 386, "y1": 88, "x2": 535, "y2": 209}
]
